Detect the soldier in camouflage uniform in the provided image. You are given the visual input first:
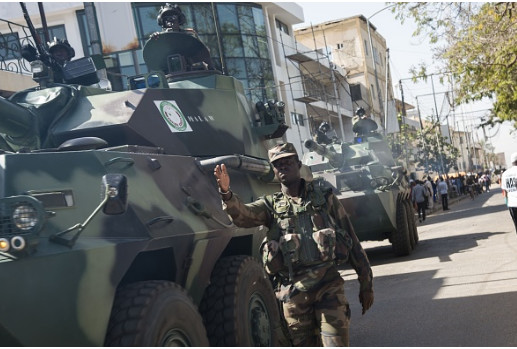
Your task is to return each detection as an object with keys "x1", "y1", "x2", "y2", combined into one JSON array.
[{"x1": 214, "y1": 143, "x2": 374, "y2": 346}]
